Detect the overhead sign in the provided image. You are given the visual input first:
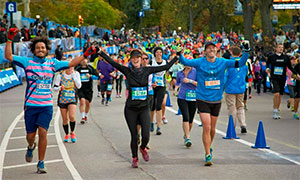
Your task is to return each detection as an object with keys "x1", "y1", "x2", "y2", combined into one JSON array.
[
  {"x1": 143, "y1": 0, "x2": 151, "y2": 10},
  {"x1": 6, "y1": 2, "x2": 17, "y2": 13},
  {"x1": 138, "y1": 11, "x2": 144, "y2": 17},
  {"x1": 273, "y1": 0, "x2": 300, "y2": 9}
]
